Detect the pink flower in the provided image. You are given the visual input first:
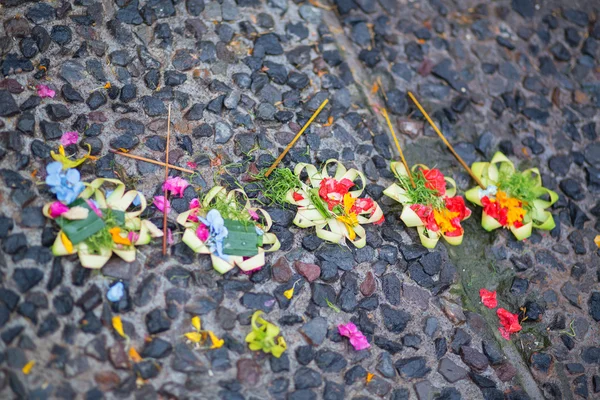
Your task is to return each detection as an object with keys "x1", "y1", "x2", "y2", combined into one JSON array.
[
  {"x1": 338, "y1": 322, "x2": 370, "y2": 351},
  {"x1": 60, "y1": 131, "x2": 79, "y2": 146},
  {"x1": 187, "y1": 198, "x2": 201, "y2": 222},
  {"x1": 190, "y1": 198, "x2": 200, "y2": 209},
  {"x1": 48, "y1": 201, "x2": 69, "y2": 218},
  {"x1": 163, "y1": 177, "x2": 189, "y2": 198},
  {"x1": 196, "y1": 223, "x2": 210, "y2": 241},
  {"x1": 86, "y1": 199, "x2": 103, "y2": 218},
  {"x1": 167, "y1": 229, "x2": 174, "y2": 245},
  {"x1": 153, "y1": 196, "x2": 170, "y2": 213},
  {"x1": 36, "y1": 84, "x2": 55, "y2": 98},
  {"x1": 128, "y1": 231, "x2": 139, "y2": 243},
  {"x1": 248, "y1": 209, "x2": 259, "y2": 221},
  {"x1": 187, "y1": 161, "x2": 197, "y2": 169}
]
